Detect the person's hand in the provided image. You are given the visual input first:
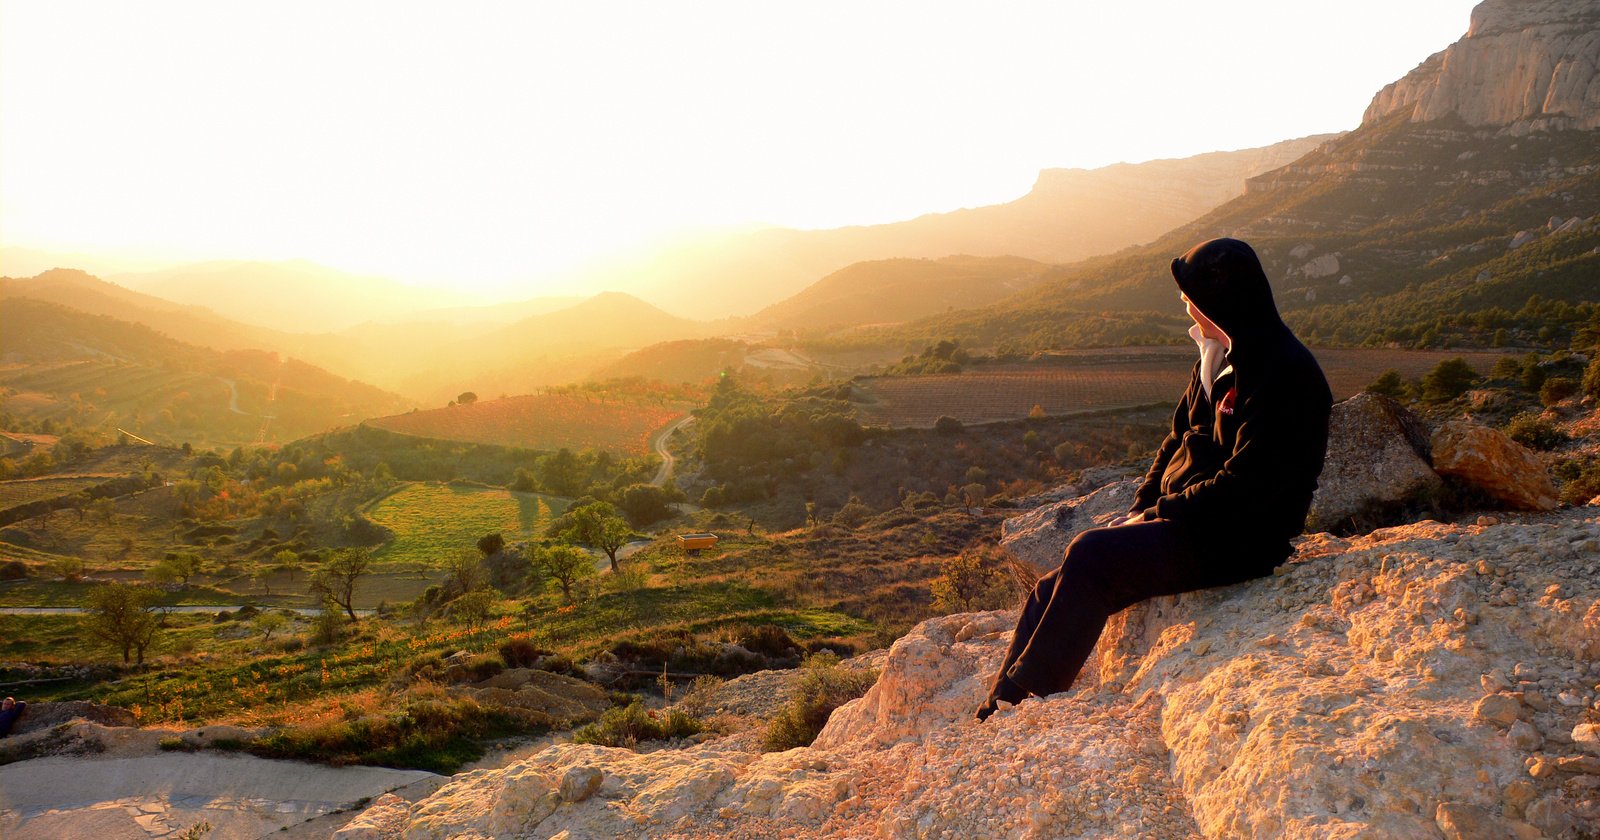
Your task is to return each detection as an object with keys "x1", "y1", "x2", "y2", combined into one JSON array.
[{"x1": 1106, "y1": 513, "x2": 1135, "y2": 527}]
